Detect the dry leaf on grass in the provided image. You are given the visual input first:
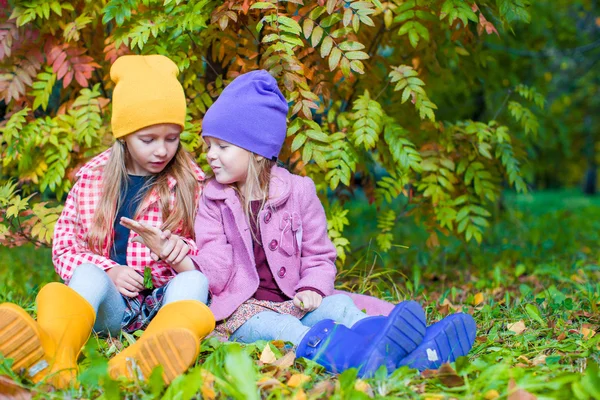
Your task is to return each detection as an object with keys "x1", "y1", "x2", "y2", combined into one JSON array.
[
  {"x1": 200, "y1": 370, "x2": 216, "y2": 400},
  {"x1": 581, "y1": 327, "x2": 596, "y2": 340},
  {"x1": 508, "y1": 379, "x2": 537, "y2": 400},
  {"x1": 257, "y1": 377, "x2": 283, "y2": 391},
  {"x1": 507, "y1": 321, "x2": 527, "y2": 334},
  {"x1": 473, "y1": 292, "x2": 484, "y2": 306},
  {"x1": 354, "y1": 379, "x2": 374, "y2": 396},
  {"x1": 0, "y1": 375, "x2": 31, "y2": 400},
  {"x1": 293, "y1": 388, "x2": 307, "y2": 400},
  {"x1": 308, "y1": 380, "x2": 335, "y2": 398},
  {"x1": 259, "y1": 343, "x2": 277, "y2": 364},
  {"x1": 531, "y1": 354, "x2": 547, "y2": 366},
  {"x1": 272, "y1": 351, "x2": 296, "y2": 369},
  {"x1": 287, "y1": 373, "x2": 311, "y2": 388},
  {"x1": 484, "y1": 389, "x2": 500, "y2": 399},
  {"x1": 437, "y1": 363, "x2": 465, "y2": 388}
]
